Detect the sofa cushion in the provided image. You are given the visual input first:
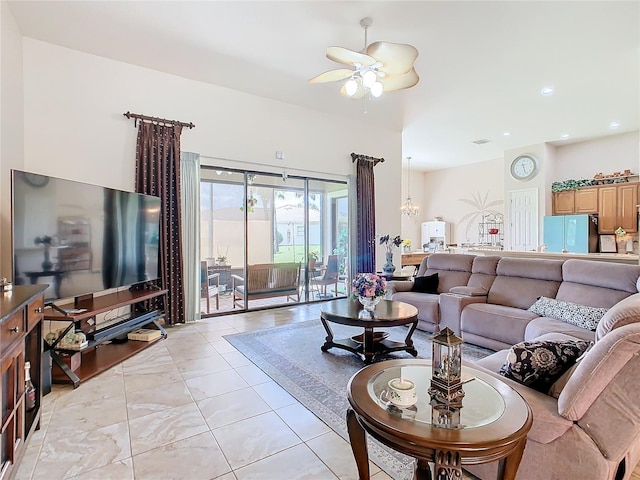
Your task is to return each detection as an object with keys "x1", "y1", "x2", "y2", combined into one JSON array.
[
  {"x1": 595, "y1": 292, "x2": 640, "y2": 341},
  {"x1": 462, "y1": 303, "x2": 538, "y2": 346},
  {"x1": 487, "y1": 258, "x2": 563, "y2": 310},
  {"x1": 391, "y1": 291, "x2": 439, "y2": 324},
  {"x1": 498, "y1": 339, "x2": 590, "y2": 392},
  {"x1": 528, "y1": 296, "x2": 608, "y2": 331},
  {"x1": 524, "y1": 317, "x2": 596, "y2": 343},
  {"x1": 411, "y1": 273, "x2": 439, "y2": 293}
]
